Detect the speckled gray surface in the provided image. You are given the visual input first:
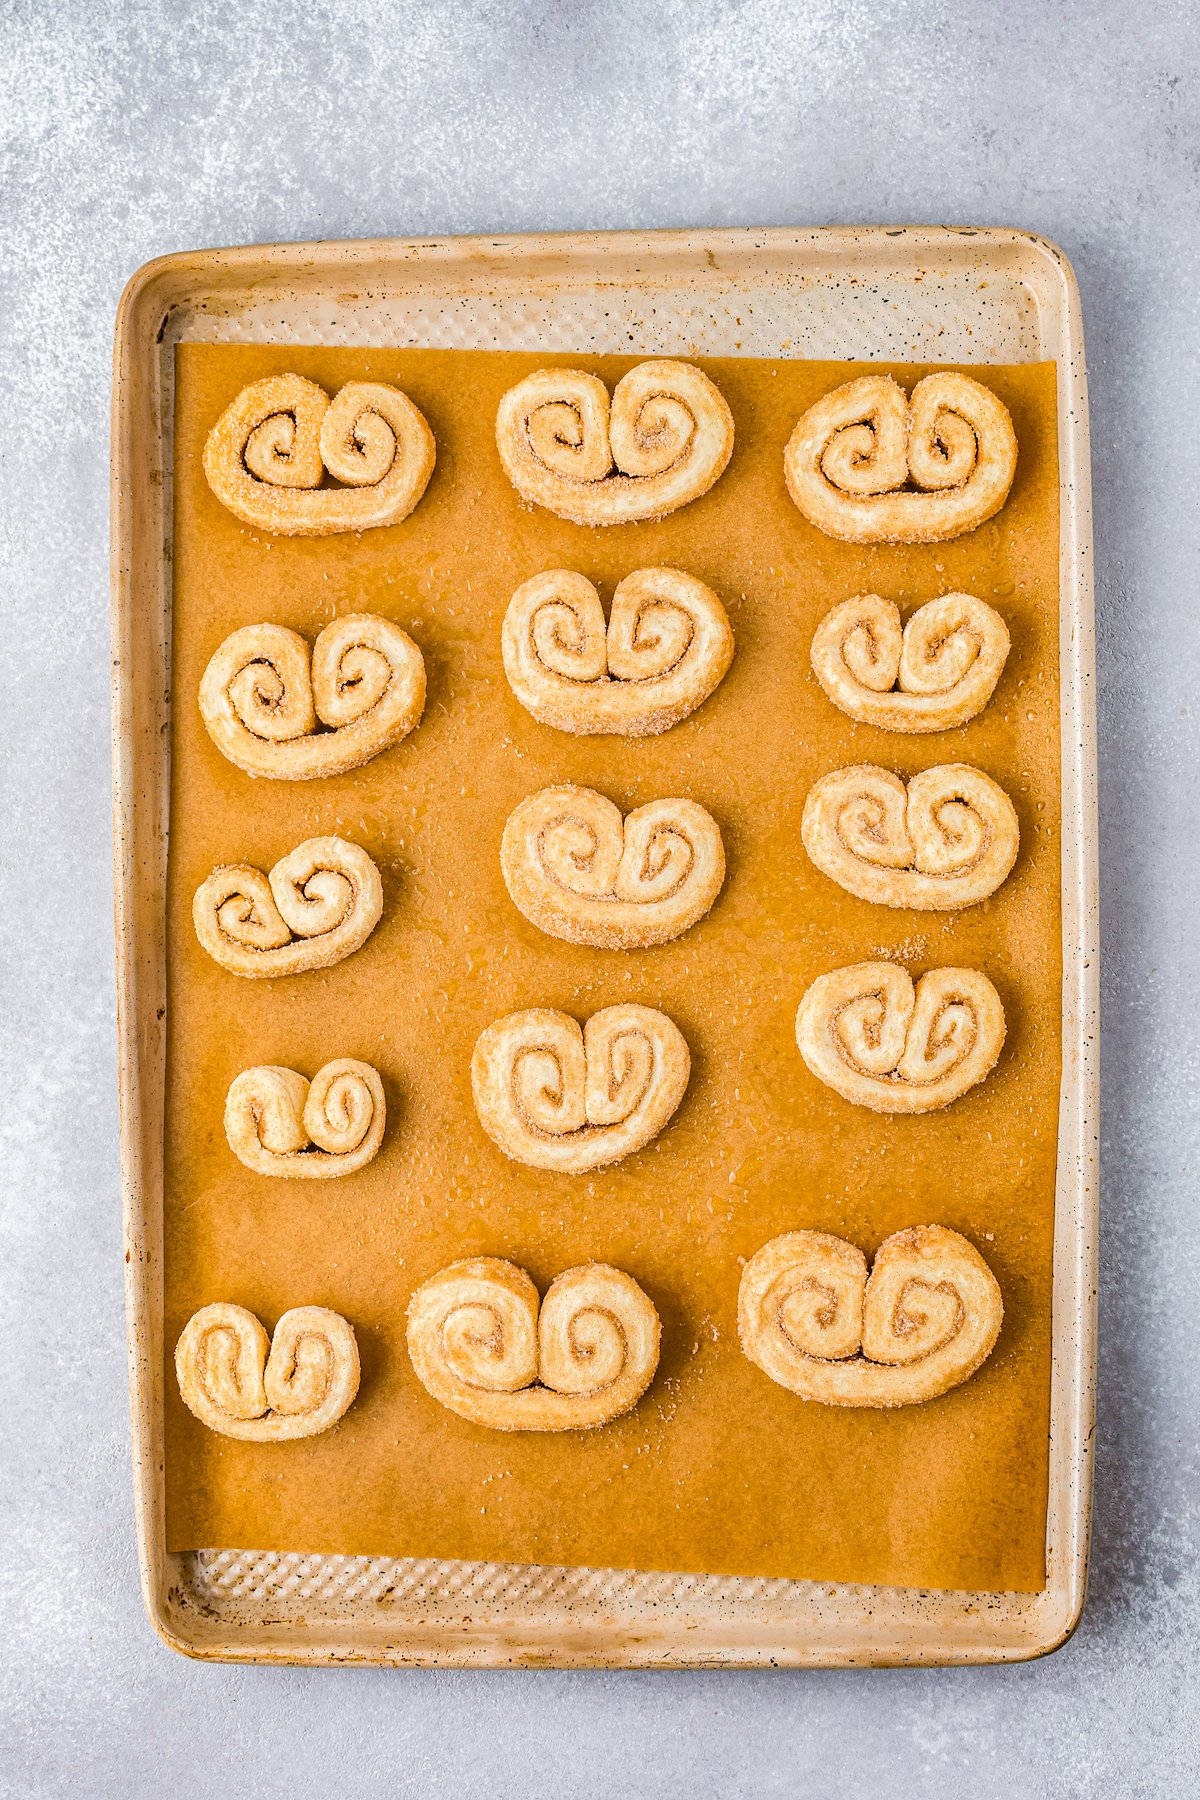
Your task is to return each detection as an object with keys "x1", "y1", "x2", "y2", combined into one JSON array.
[{"x1": 1, "y1": 1, "x2": 1197, "y2": 1794}]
